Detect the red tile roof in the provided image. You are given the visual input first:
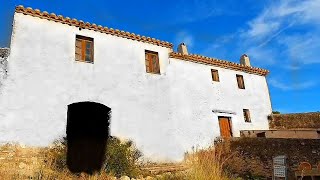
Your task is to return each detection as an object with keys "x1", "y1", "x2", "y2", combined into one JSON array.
[
  {"x1": 169, "y1": 52, "x2": 269, "y2": 76},
  {"x1": 15, "y1": 5, "x2": 173, "y2": 48}
]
